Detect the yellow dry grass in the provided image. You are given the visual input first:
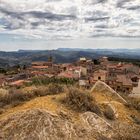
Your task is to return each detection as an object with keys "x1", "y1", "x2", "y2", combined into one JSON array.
[
  {"x1": 92, "y1": 91, "x2": 140, "y2": 124},
  {"x1": 1, "y1": 85, "x2": 140, "y2": 126},
  {"x1": 0, "y1": 93, "x2": 81, "y2": 123}
]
